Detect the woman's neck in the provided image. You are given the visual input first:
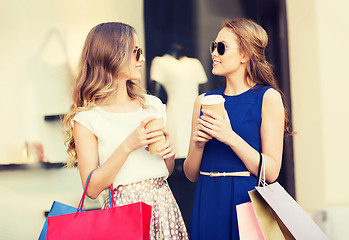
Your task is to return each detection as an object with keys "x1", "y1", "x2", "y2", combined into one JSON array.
[
  {"x1": 224, "y1": 72, "x2": 253, "y2": 96},
  {"x1": 107, "y1": 80, "x2": 129, "y2": 104},
  {"x1": 99, "y1": 80, "x2": 140, "y2": 112}
]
